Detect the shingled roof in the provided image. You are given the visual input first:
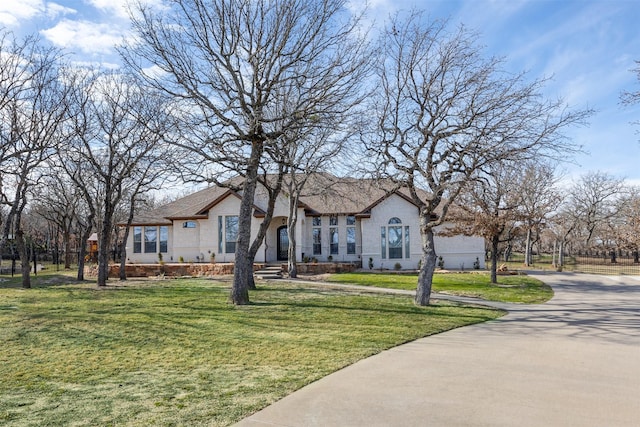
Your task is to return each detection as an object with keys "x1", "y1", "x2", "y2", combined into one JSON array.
[
  {"x1": 128, "y1": 173, "x2": 429, "y2": 225},
  {"x1": 296, "y1": 173, "x2": 421, "y2": 216}
]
